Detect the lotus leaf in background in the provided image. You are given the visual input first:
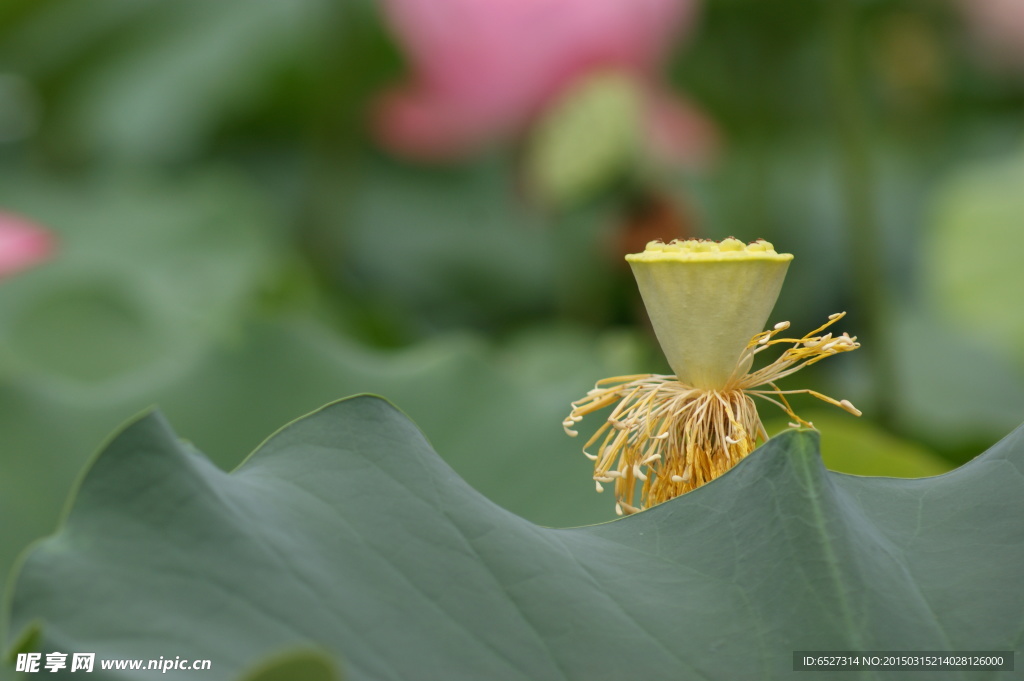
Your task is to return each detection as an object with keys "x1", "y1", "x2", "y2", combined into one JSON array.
[
  {"x1": 764, "y1": 409, "x2": 951, "y2": 478},
  {"x1": 0, "y1": 0, "x2": 354, "y2": 164},
  {"x1": 0, "y1": 171, "x2": 281, "y2": 386},
  {"x1": 335, "y1": 156, "x2": 625, "y2": 336},
  {"x1": 5, "y1": 396, "x2": 1022, "y2": 681},
  {"x1": 926, "y1": 144, "x2": 1024, "y2": 371},
  {"x1": 890, "y1": 308, "x2": 1024, "y2": 456}
]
